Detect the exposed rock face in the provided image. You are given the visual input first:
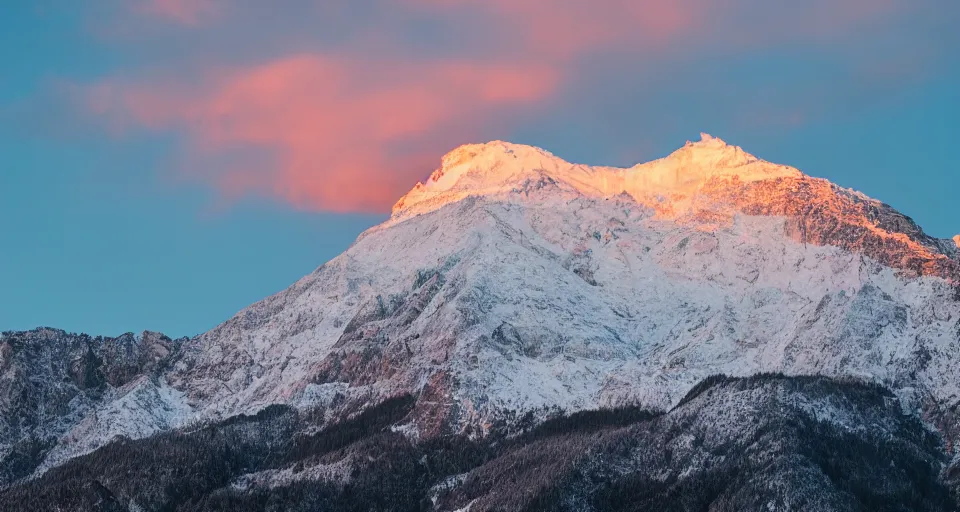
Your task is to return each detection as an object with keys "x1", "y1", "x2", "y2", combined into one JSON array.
[
  {"x1": 0, "y1": 329, "x2": 187, "y2": 485},
  {"x1": 714, "y1": 176, "x2": 960, "y2": 281},
  {"x1": 1, "y1": 135, "x2": 958, "y2": 508}
]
